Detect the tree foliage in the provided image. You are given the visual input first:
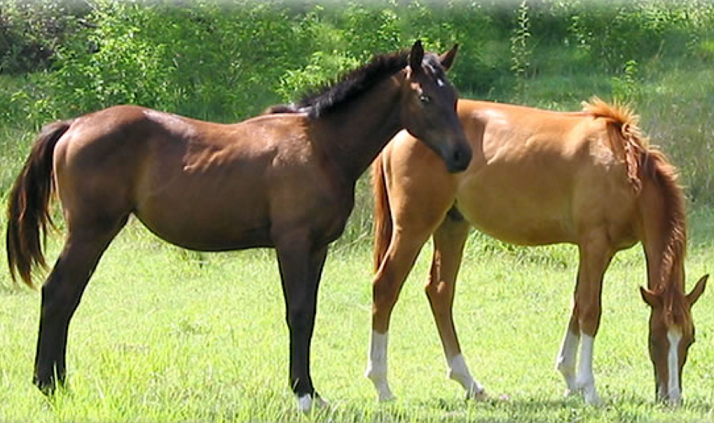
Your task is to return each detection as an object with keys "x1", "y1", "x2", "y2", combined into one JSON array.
[{"x1": 1, "y1": 0, "x2": 713, "y2": 202}]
